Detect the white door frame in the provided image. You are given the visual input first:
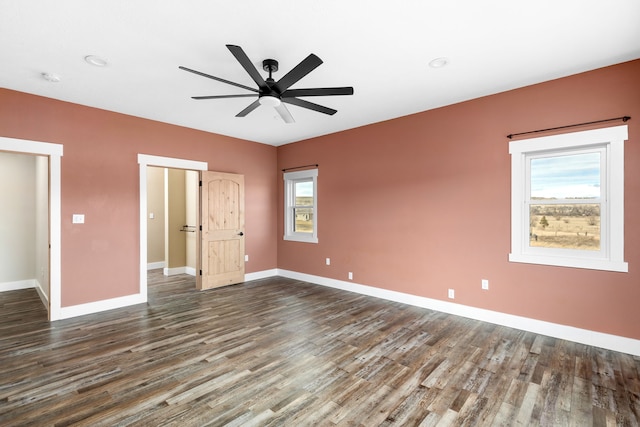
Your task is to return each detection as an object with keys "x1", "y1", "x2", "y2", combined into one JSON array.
[
  {"x1": 138, "y1": 154, "x2": 207, "y2": 300},
  {"x1": 0, "y1": 136, "x2": 63, "y2": 320}
]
